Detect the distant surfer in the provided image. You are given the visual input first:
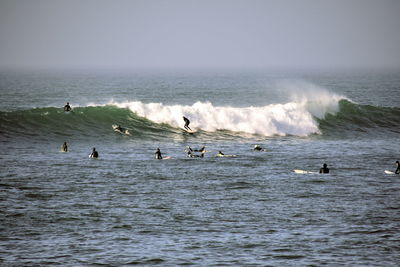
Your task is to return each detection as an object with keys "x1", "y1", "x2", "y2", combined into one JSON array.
[
  {"x1": 183, "y1": 116, "x2": 192, "y2": 131},
  {"x1": 155, "y1": 148, "x2": 163, "y2": 159},
  {"x1": 319, "y1": 163, "x2": 329, "y2": 174},
  {"x1": 116, "y1": 125, "x2": 126, "y2": 133},
  {"x1": 187, "y1": 147, "x2": 205, "y2": 158},
  {"x1": 216, "y1": 151, "x2": 225, "y2": 157},
  {"x1": 253, "y1": 145, "x2": 265, "y2": 151},
  {"x1": 64, "y1": 102, "x2": 71, "y2": 112},
  {"x1": 188, "y1": 146, "x2": 205, "y2": 153},
  {"x1": 395, "y1": 161, "x2": 400, "y2": 174},
  {"x1": 90, "y1": 147, "x2": 99, "y2": 158},
  {"x1": 61, "y1": 142, "x2": 68, "y2": 152}
]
